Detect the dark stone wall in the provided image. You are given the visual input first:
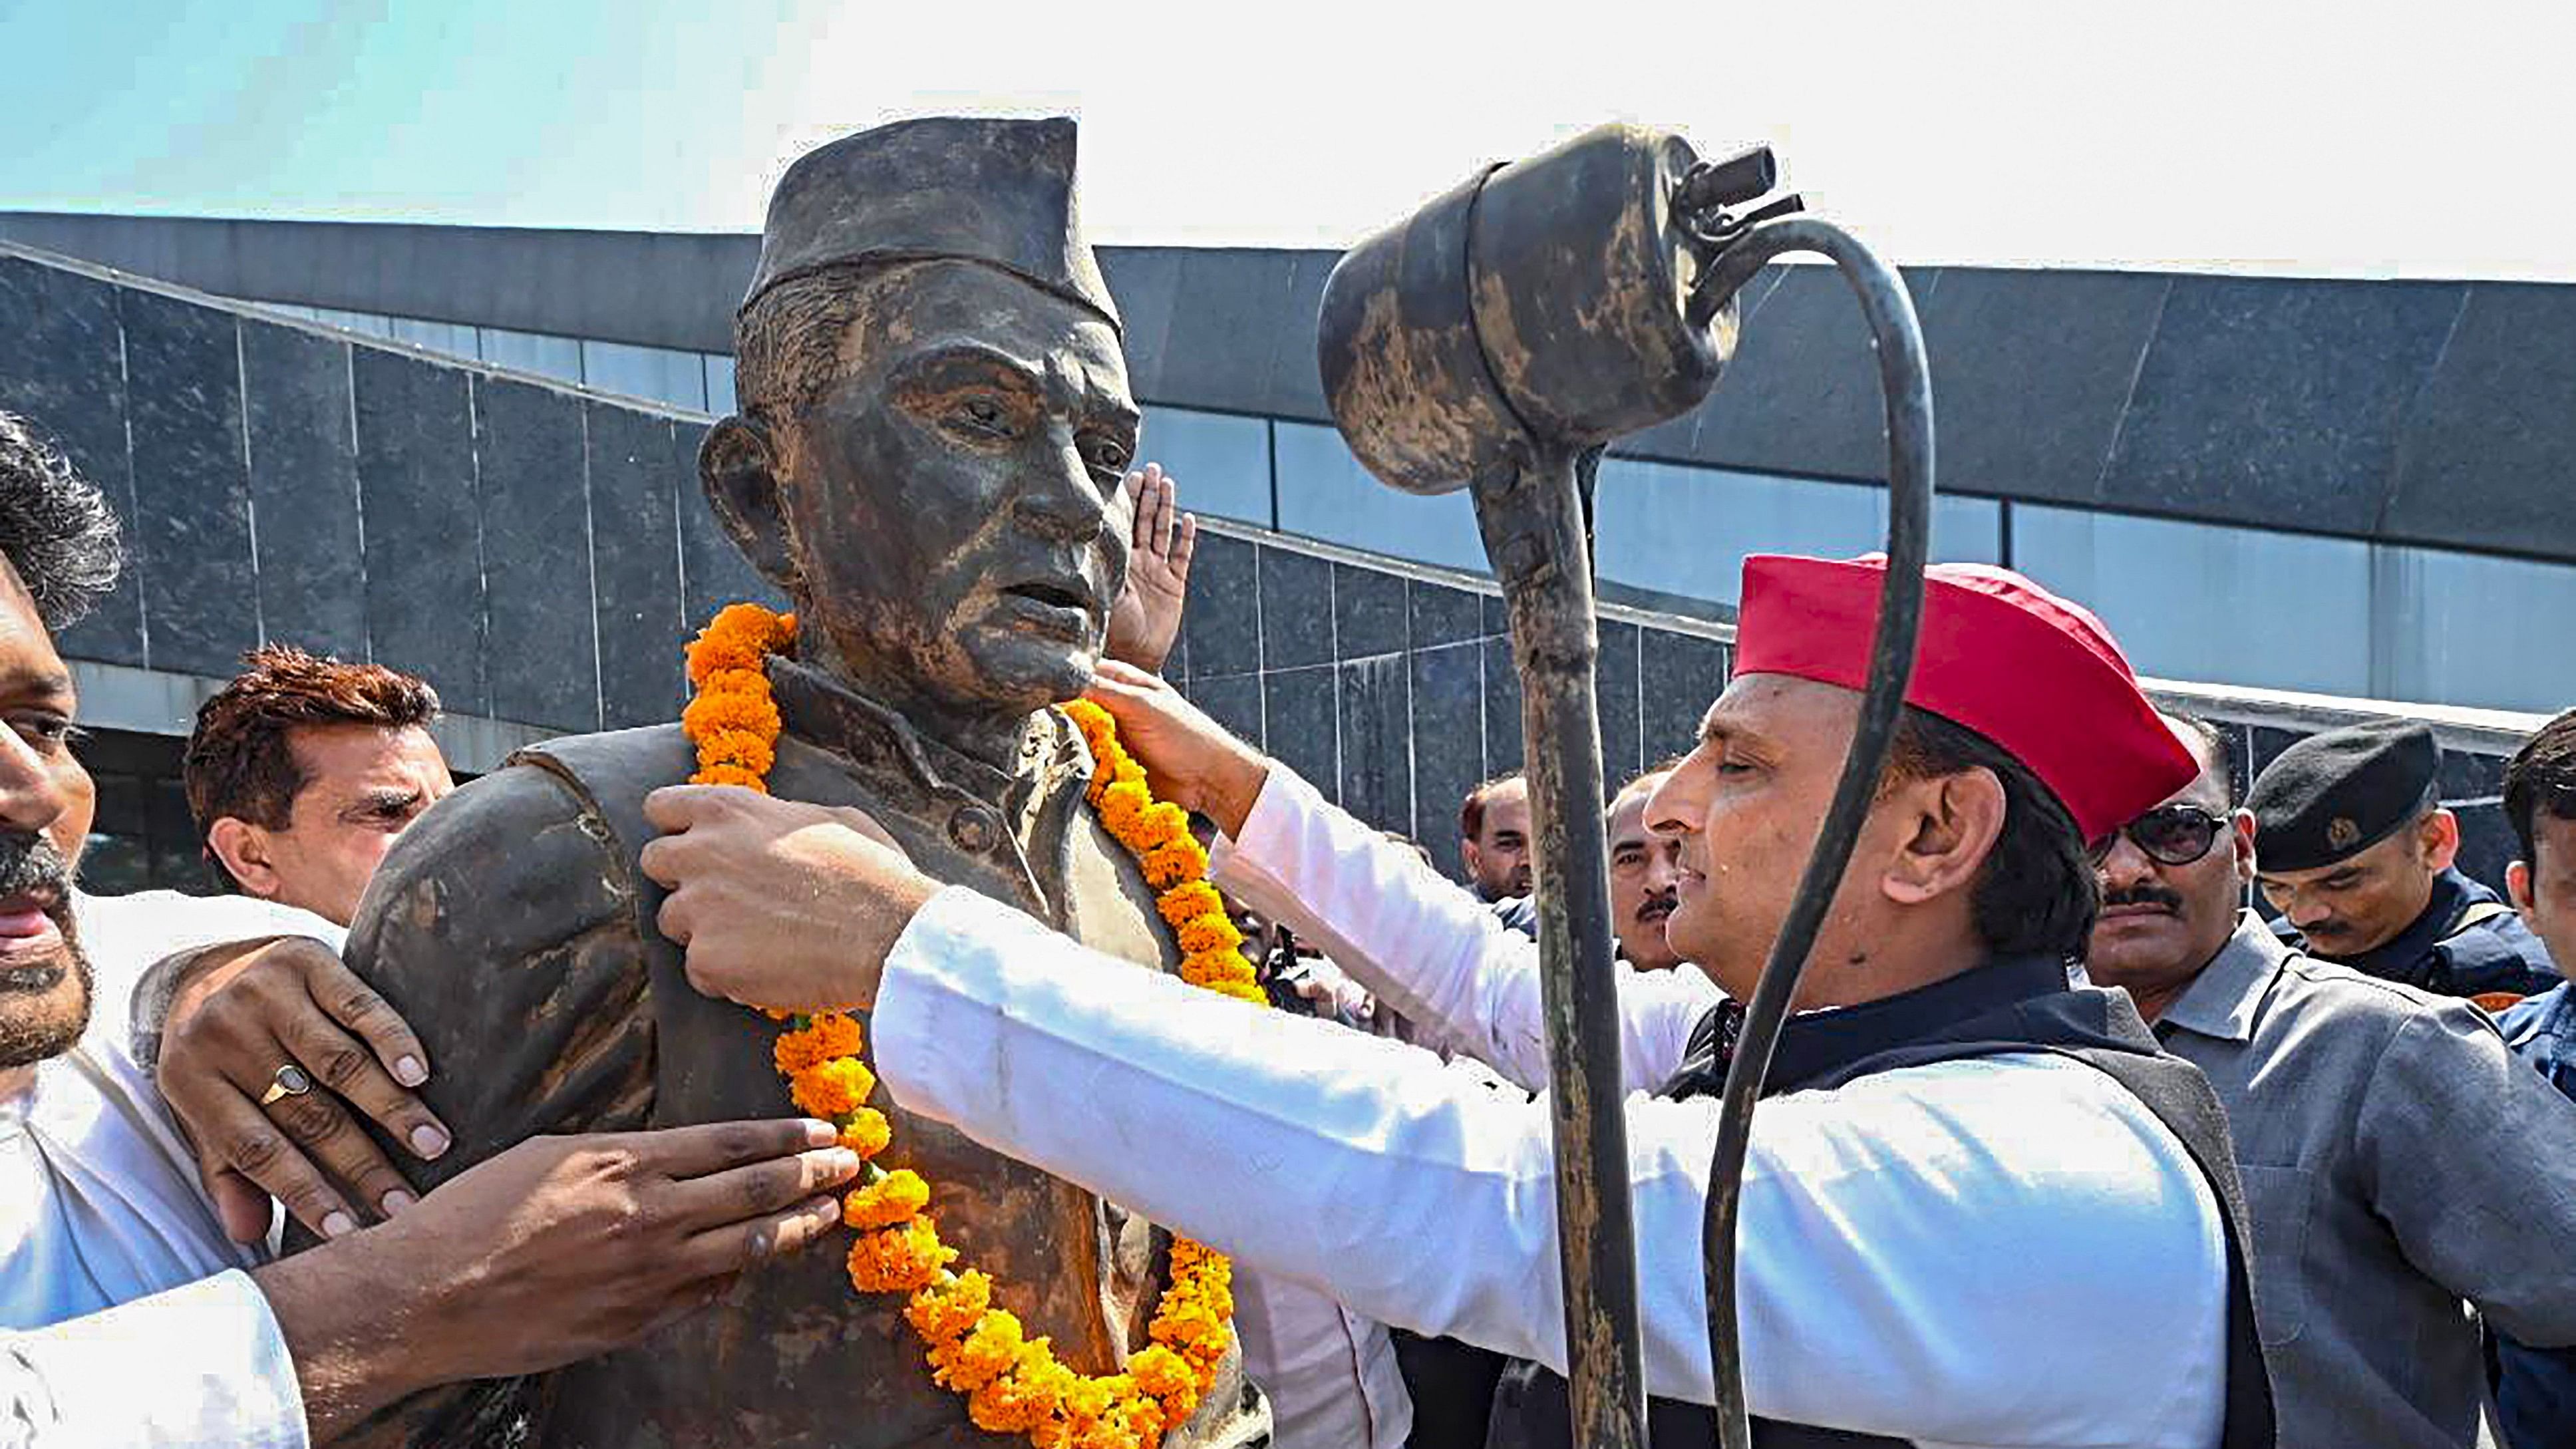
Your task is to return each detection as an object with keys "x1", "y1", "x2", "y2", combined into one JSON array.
[
  {"x1": 0, "y1": 247, "x2": 782, "y2": 733},
  {"x1": 7, "y1": 212, "x2": 2576, "y2": 564},
  {"x1": 0, "y1": 245, "x2": 2537, "y2": 899}
]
